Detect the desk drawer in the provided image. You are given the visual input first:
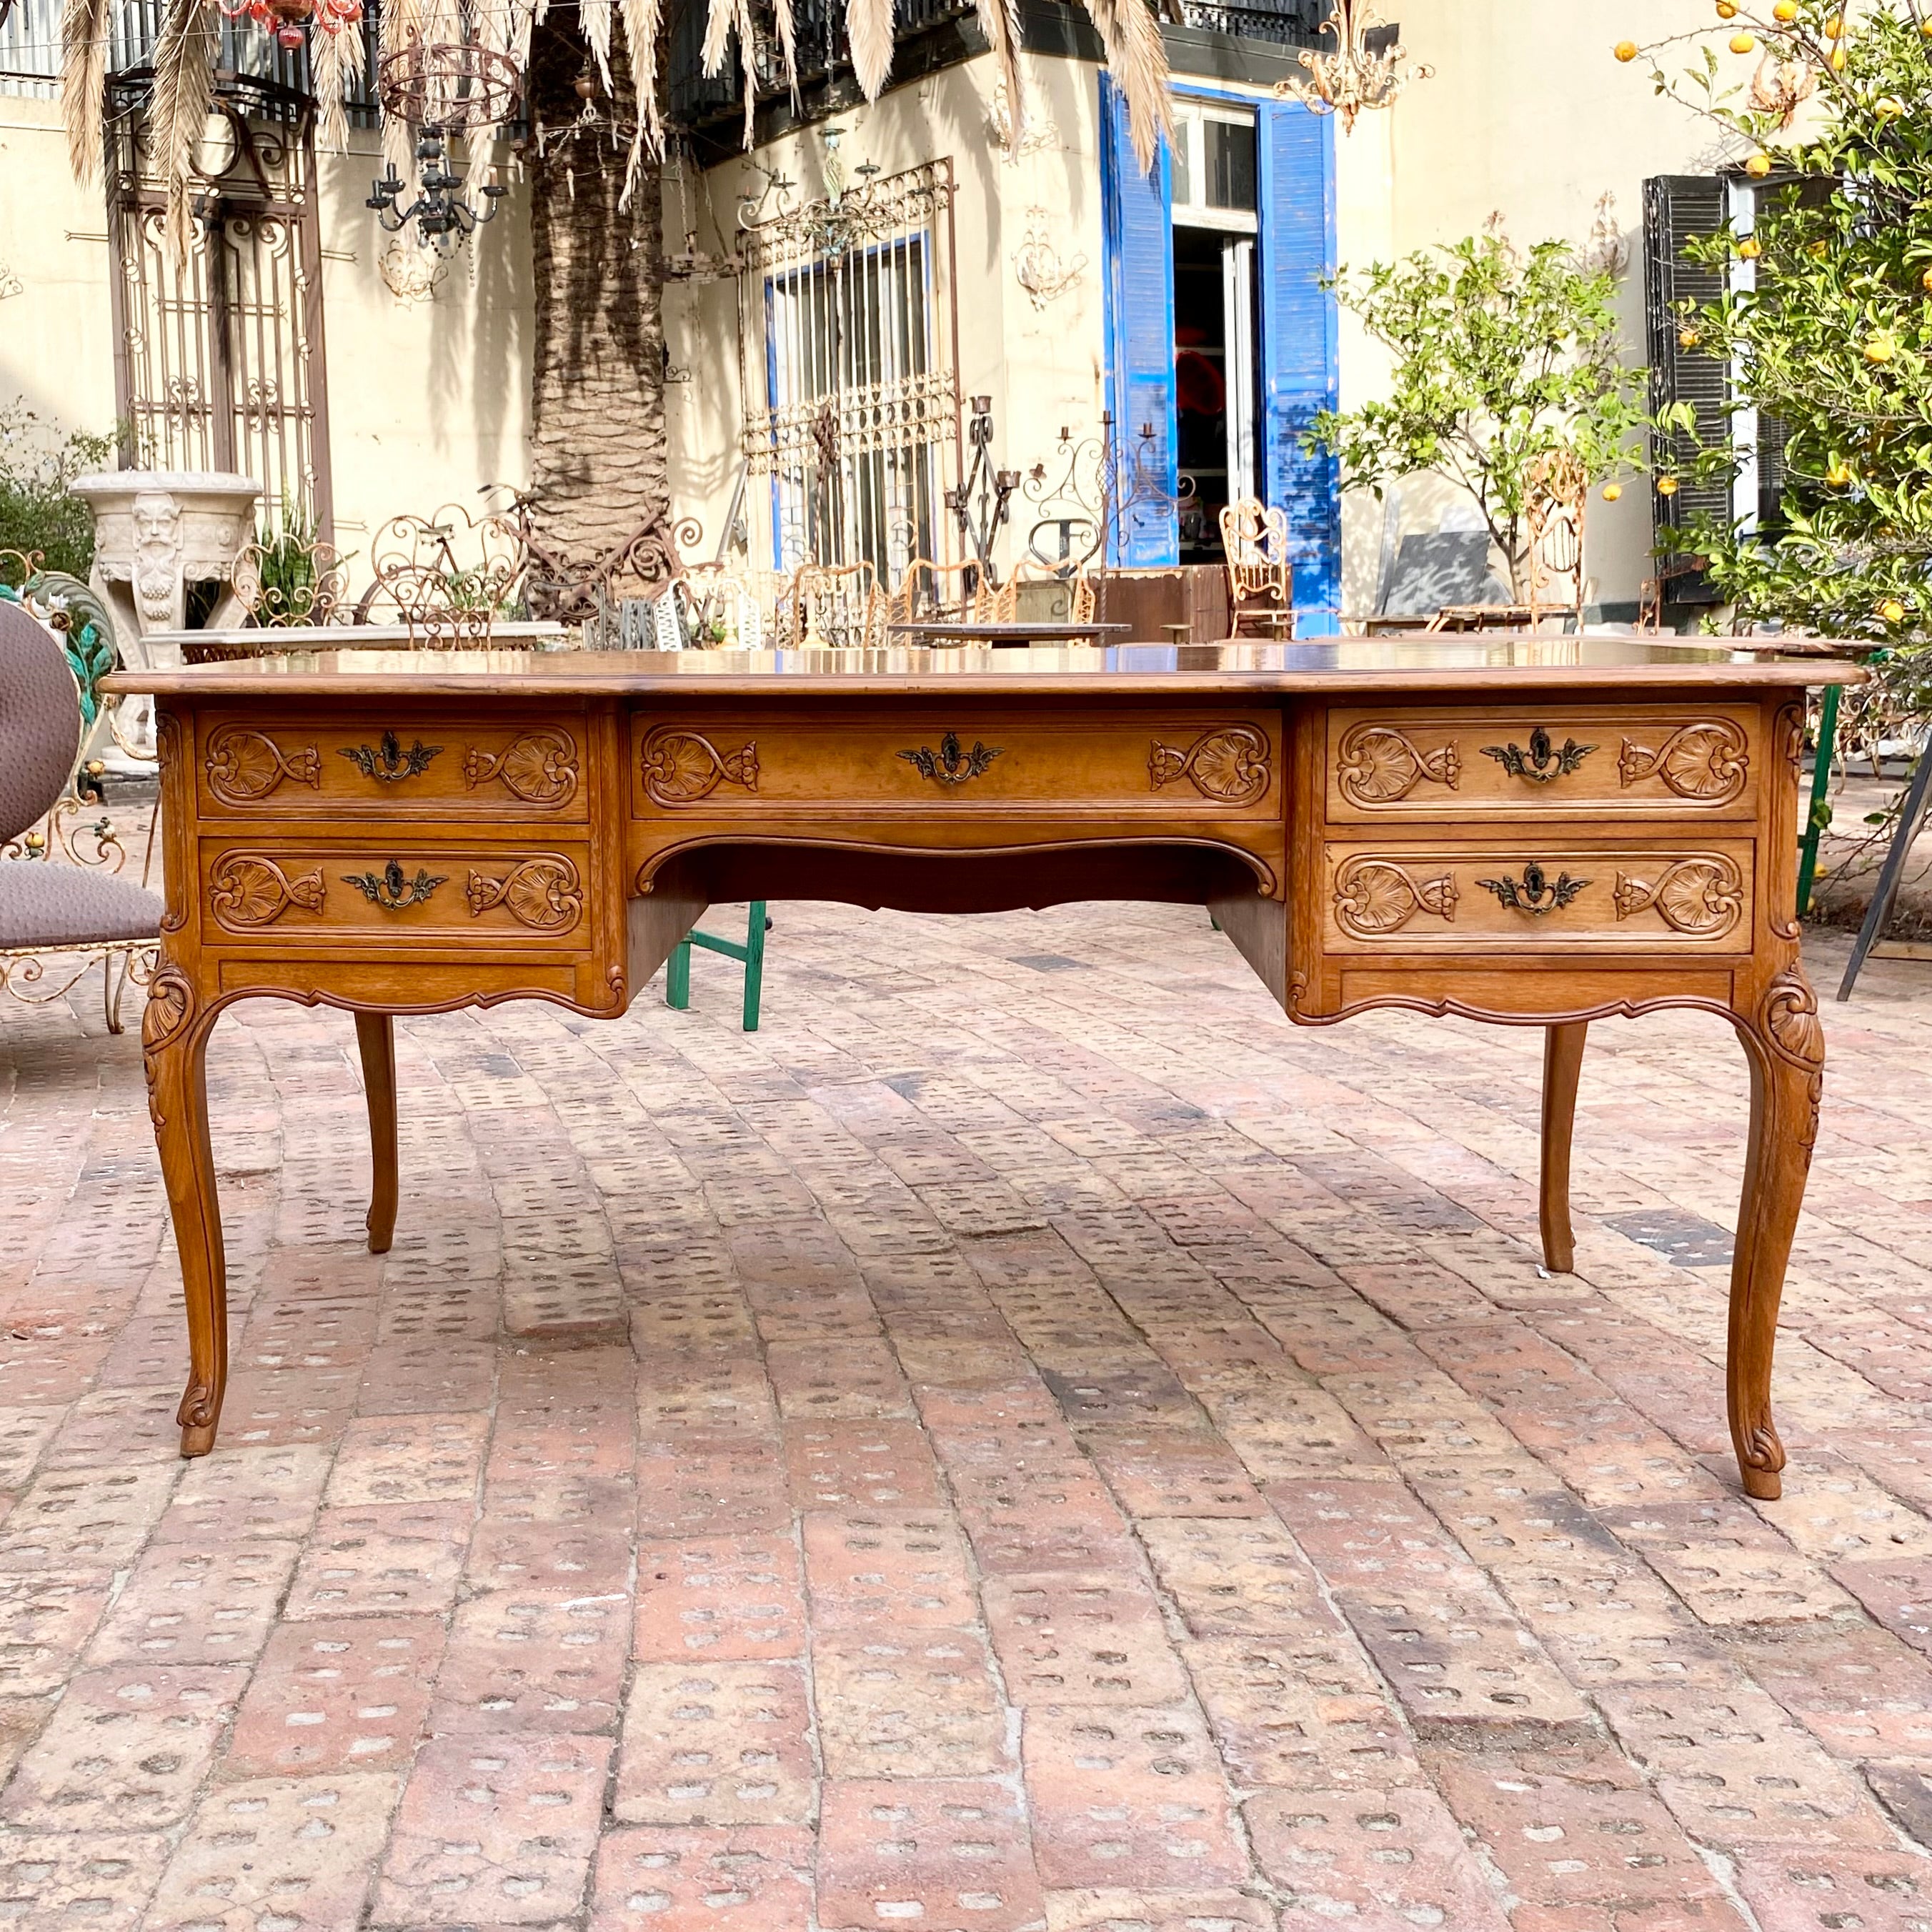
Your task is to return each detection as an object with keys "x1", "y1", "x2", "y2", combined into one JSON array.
[
  {"x1": 1323, "y1": 839, "x2": 1756, "y2": 952},
  {"x1": 201, "y1": 841, "x2": 592, "y2": 945},
  {"x1": 632, "y1": 711, "x2": 1283, "y2": 817},
  {"x1": 196, "y1": 714, "x2": 588, "y2": 820},
  {"x1": 1325, "y1": 705, "x2": 1761, "y2": 821}
]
